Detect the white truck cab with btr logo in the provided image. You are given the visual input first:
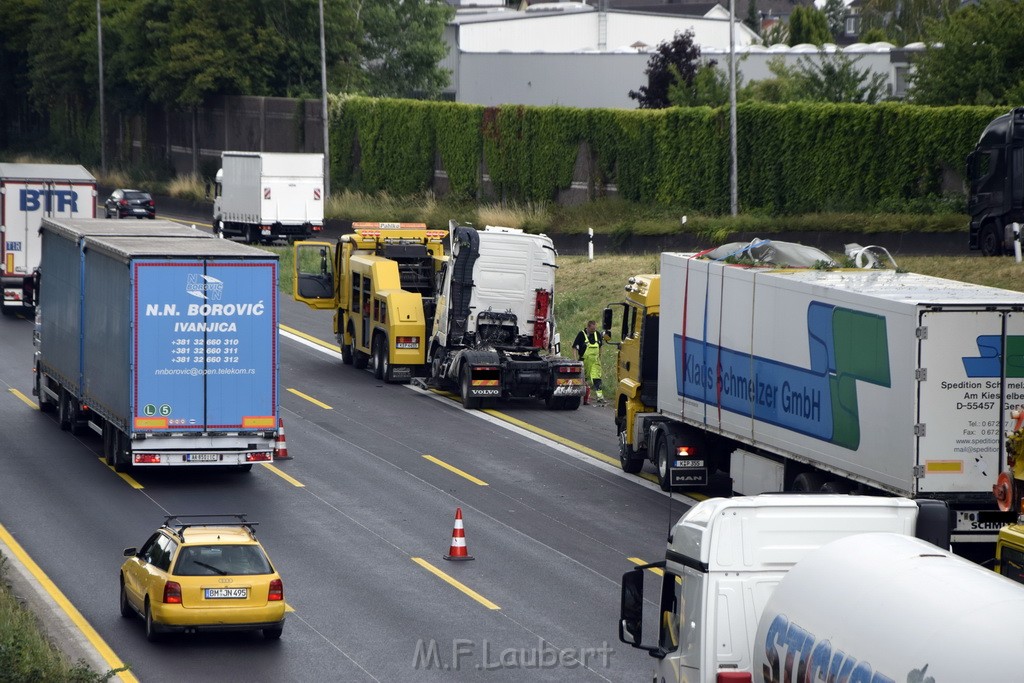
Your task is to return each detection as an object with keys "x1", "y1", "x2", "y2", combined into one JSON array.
[{"x1": 0, "y1": 163, "x2": 95, "y2": 310}]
